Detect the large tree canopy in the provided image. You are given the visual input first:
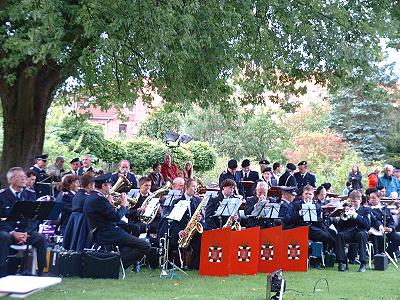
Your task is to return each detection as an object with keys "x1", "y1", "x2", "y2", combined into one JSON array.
[{"x1": 1, "y1": 0, "x2": 399, "y2": 183}]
